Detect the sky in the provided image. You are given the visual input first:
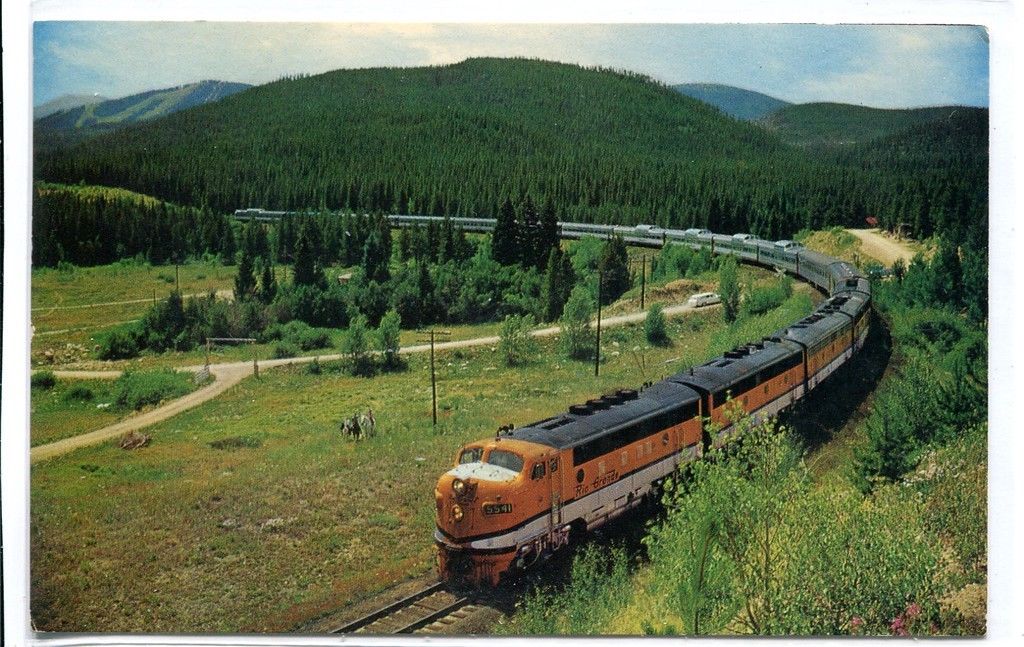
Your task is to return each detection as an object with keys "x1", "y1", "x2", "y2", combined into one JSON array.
[{"x1": 33, "y1": 22, "x2": 989, "y2": 109}]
